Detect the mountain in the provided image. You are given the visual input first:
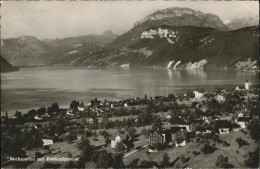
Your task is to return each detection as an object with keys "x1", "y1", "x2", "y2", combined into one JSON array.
[
  {"x1": 107, "y1": 7, "x2": 229, "y2": 49},
  {"x1": 0, "y1": 55, "x2": 19, "y2": 73},
  {"x1": 227, "y1": 15, "x2": 259, "y2": 30},
  {"x1": 1, "y1": 31, "x2": 117, "y2": 66},
  {"x1": 66, "y1": 26, "x2": 258, "y2": 70},
  {"x1": 43, "y1": 30, "x2": 117, "y2": 65},
  {"x1": 1, "y1": 36, "x2": 58, "y2": 66}
]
